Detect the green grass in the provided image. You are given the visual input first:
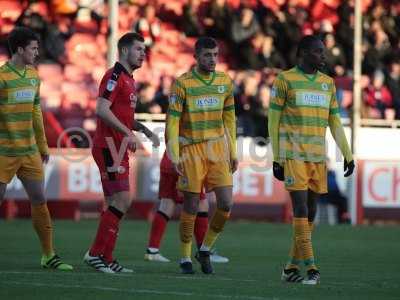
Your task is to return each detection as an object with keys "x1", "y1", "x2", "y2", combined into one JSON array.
[{"x1": 1, "y1": 220, "x2": 399, "y2": 300}]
